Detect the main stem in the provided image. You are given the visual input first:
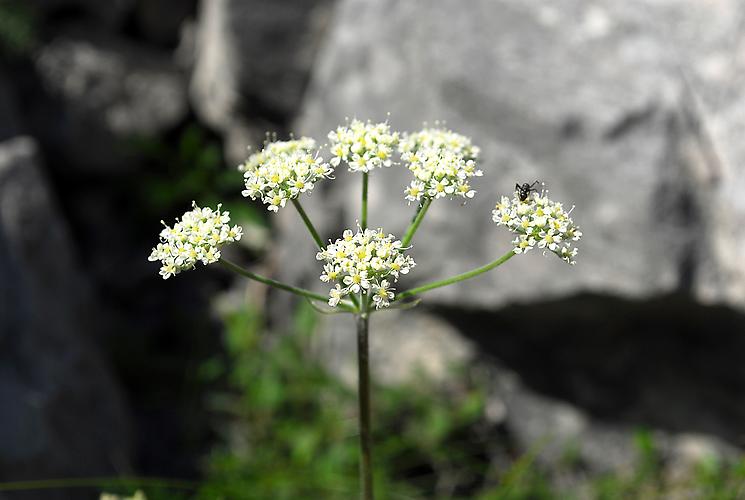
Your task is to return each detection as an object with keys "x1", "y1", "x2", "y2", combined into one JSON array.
[
  {"x1": 361, "y1": 172, "x2": 369, "y2": 230},
  {"x1": 401, "y1": 198, "x2": 432, "y2": 248},
  {"x1": 396, "y1": 249, "x2": 516, "y2": 302},
  {"x1": 356, "y1": 309, "x2": 374, "y2": 500}
]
